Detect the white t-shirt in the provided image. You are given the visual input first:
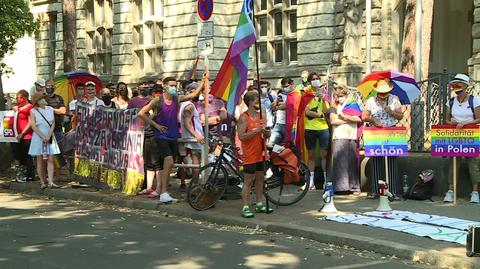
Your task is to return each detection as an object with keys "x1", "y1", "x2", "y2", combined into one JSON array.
[
  {"x1": 69, "y1": 100, "x2": 77, "y2": 112},
  {"x1": 364, "y1": 95, "x2": 402, "y2": 127},
  {"x1": 332, "y1": 104, "x2": 358, "y2": 140},
  {"x1": 87, "y1": 97, "x2": 105, "y2": 107},
  {"x1": 275, "y1": 93, "x2": 287, "y2": 124},
  {"x1": 447, "y1": 96, "x2": 480, "y2": 123}
]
